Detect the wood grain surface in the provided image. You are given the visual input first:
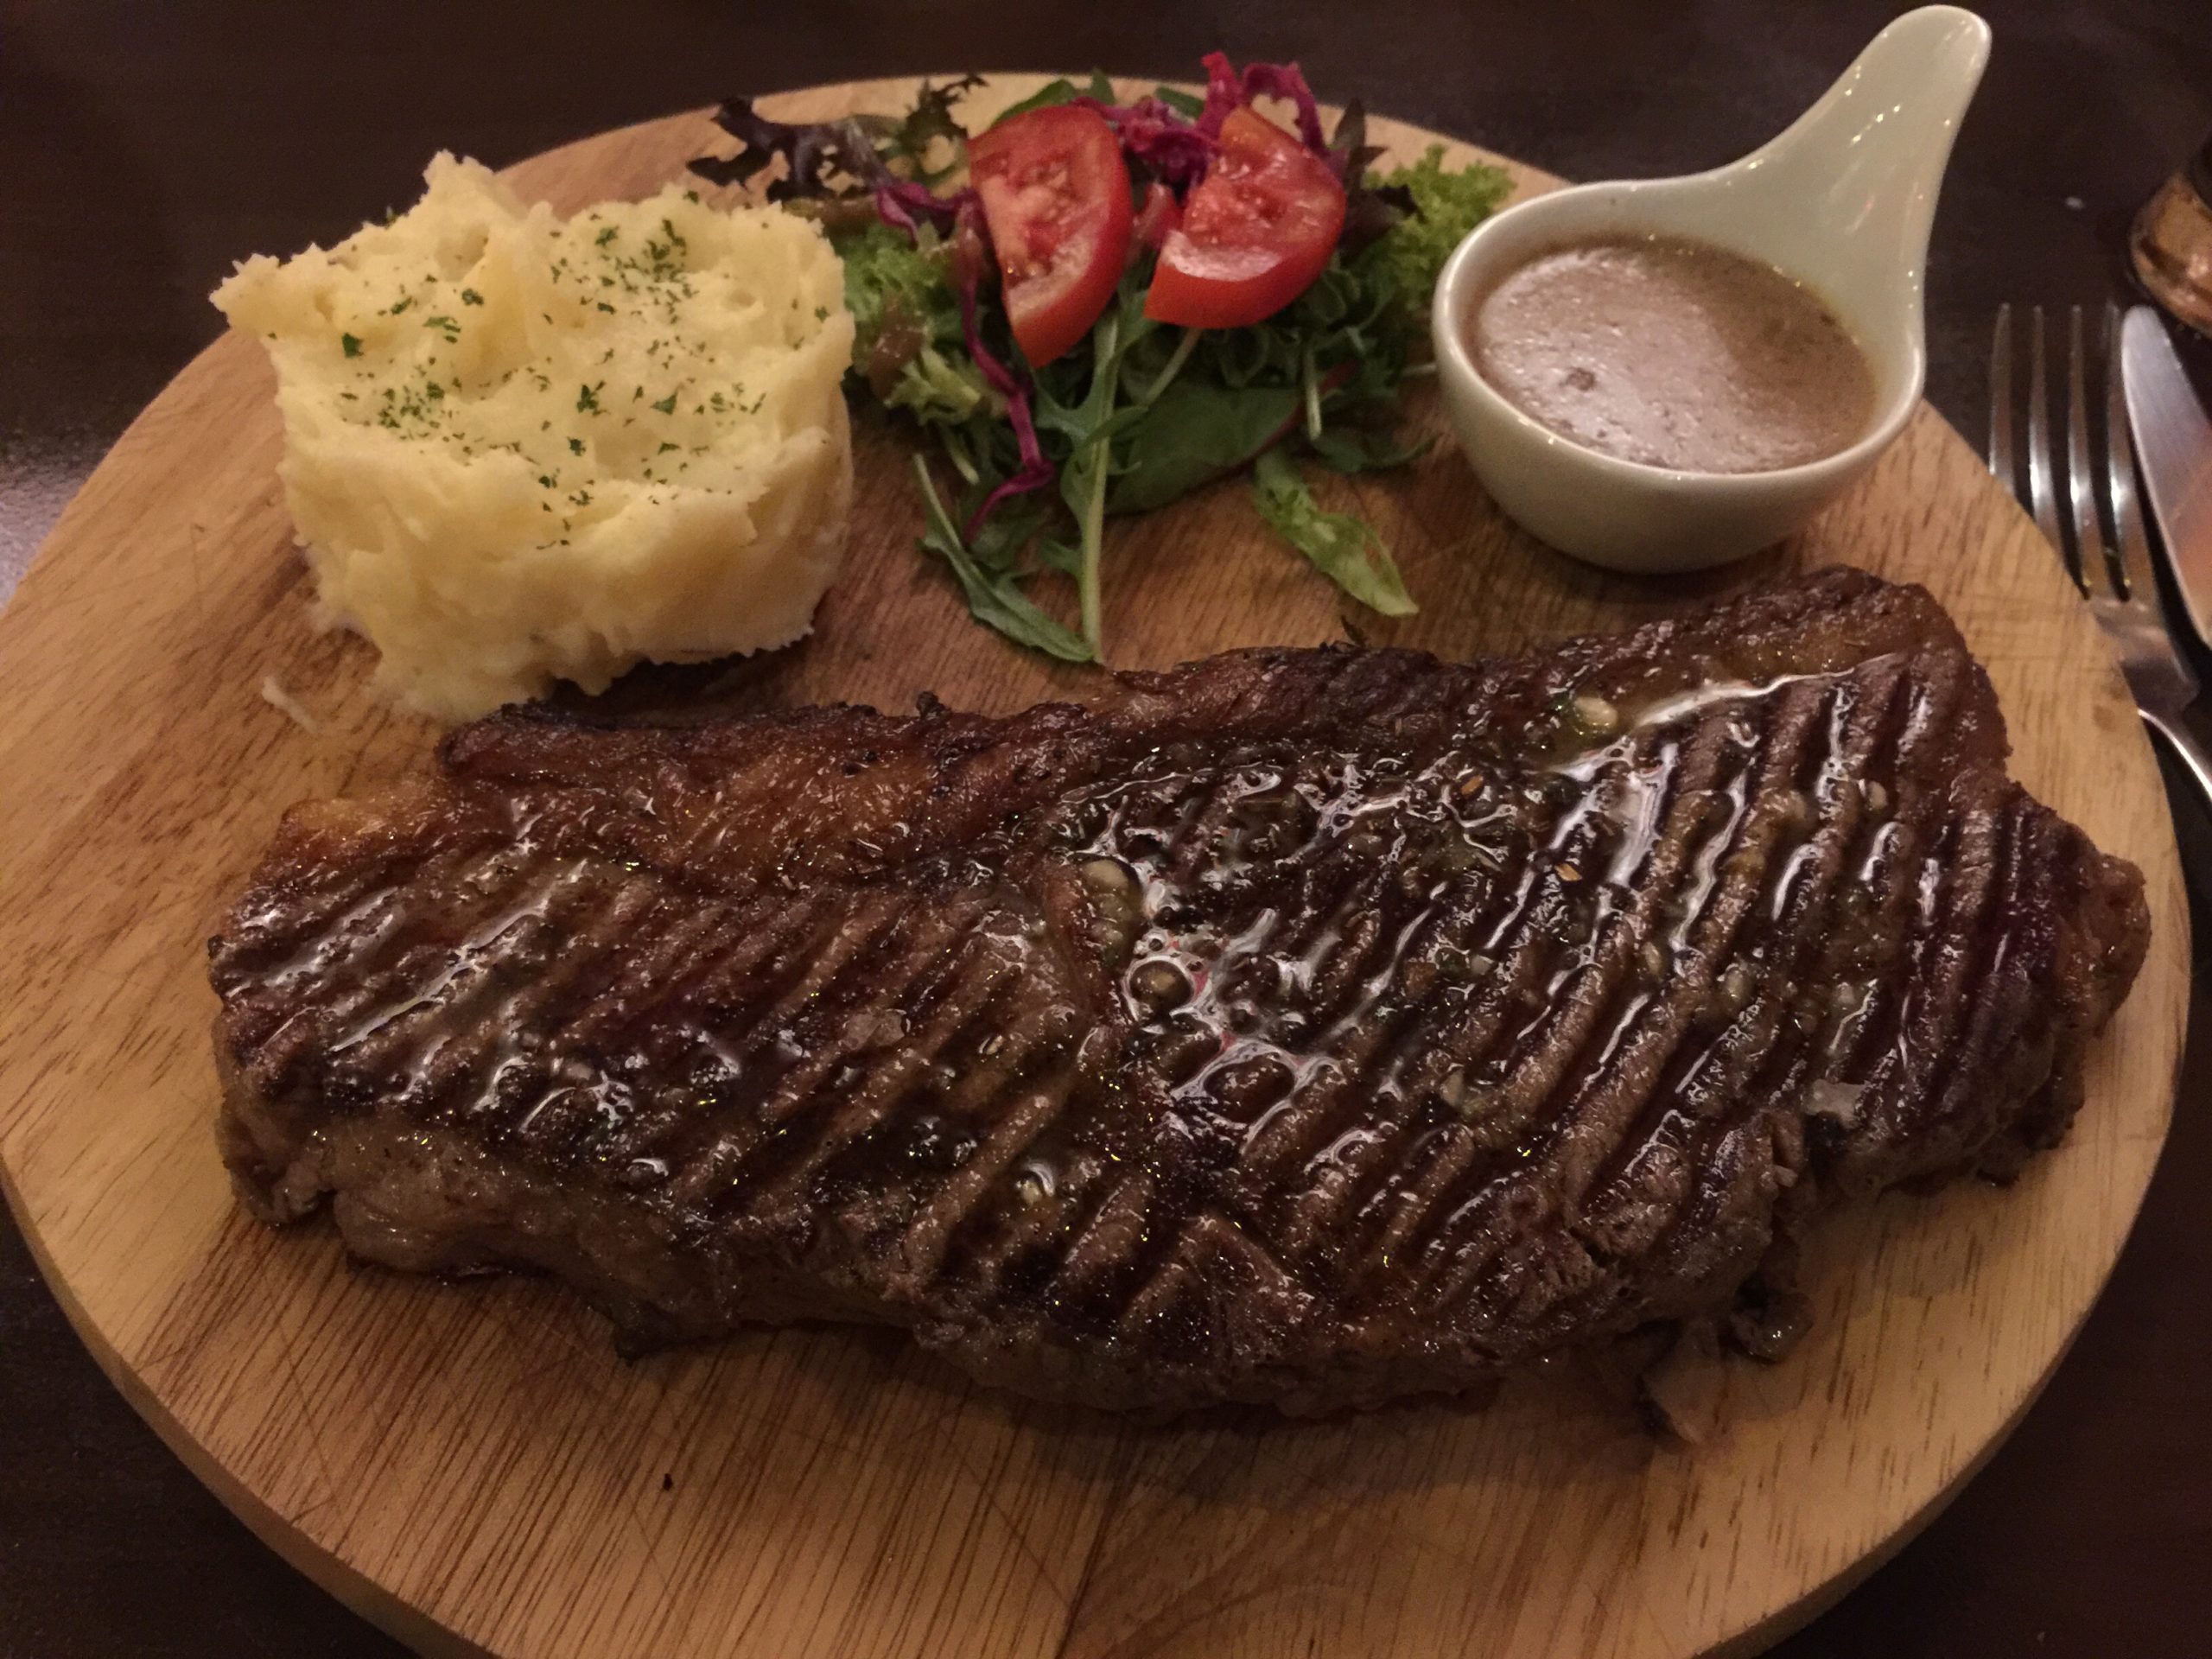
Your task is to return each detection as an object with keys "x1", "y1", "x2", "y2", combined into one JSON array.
[{"x1": 0, "y1": 77, "x2": 2188, "y2": 1659}]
